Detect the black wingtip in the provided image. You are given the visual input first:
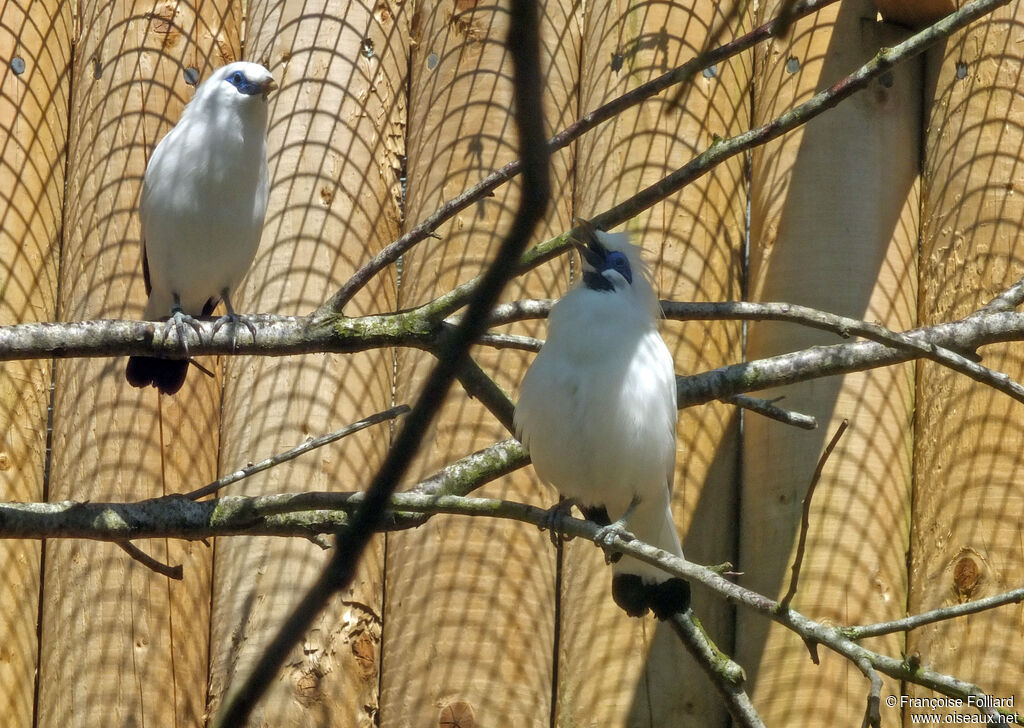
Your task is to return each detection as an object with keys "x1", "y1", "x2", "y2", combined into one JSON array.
[
  {"x1": 126, "y1": 356, "x2": 188, "y2": 395},
  {"x1": 612, "y1": 574, "x2": 691, "y2": 620},
  {"x1": 646, "y1": 578, "x2": 691, "y2": 620},
  {"x1": 612, "y1": 574, "x2": 650, "y2": 618}
]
